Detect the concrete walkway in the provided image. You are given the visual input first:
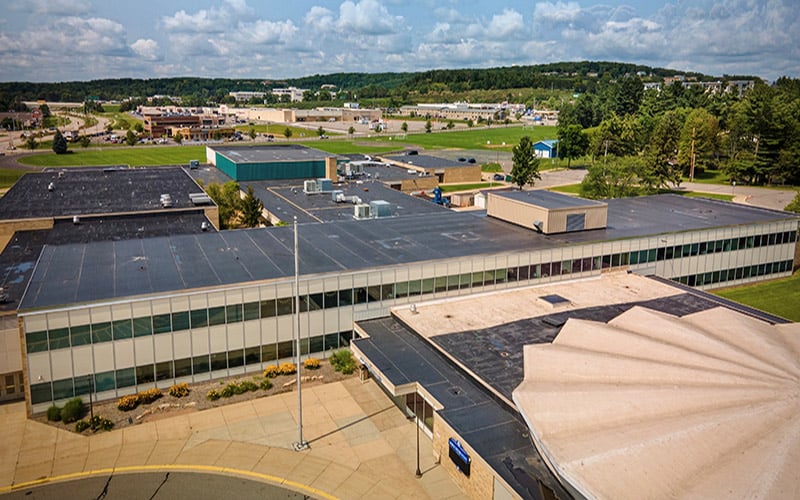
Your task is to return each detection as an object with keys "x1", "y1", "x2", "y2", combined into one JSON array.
[{"x1": 0, "y1": 378, "x2": 463, "y2": 500}]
